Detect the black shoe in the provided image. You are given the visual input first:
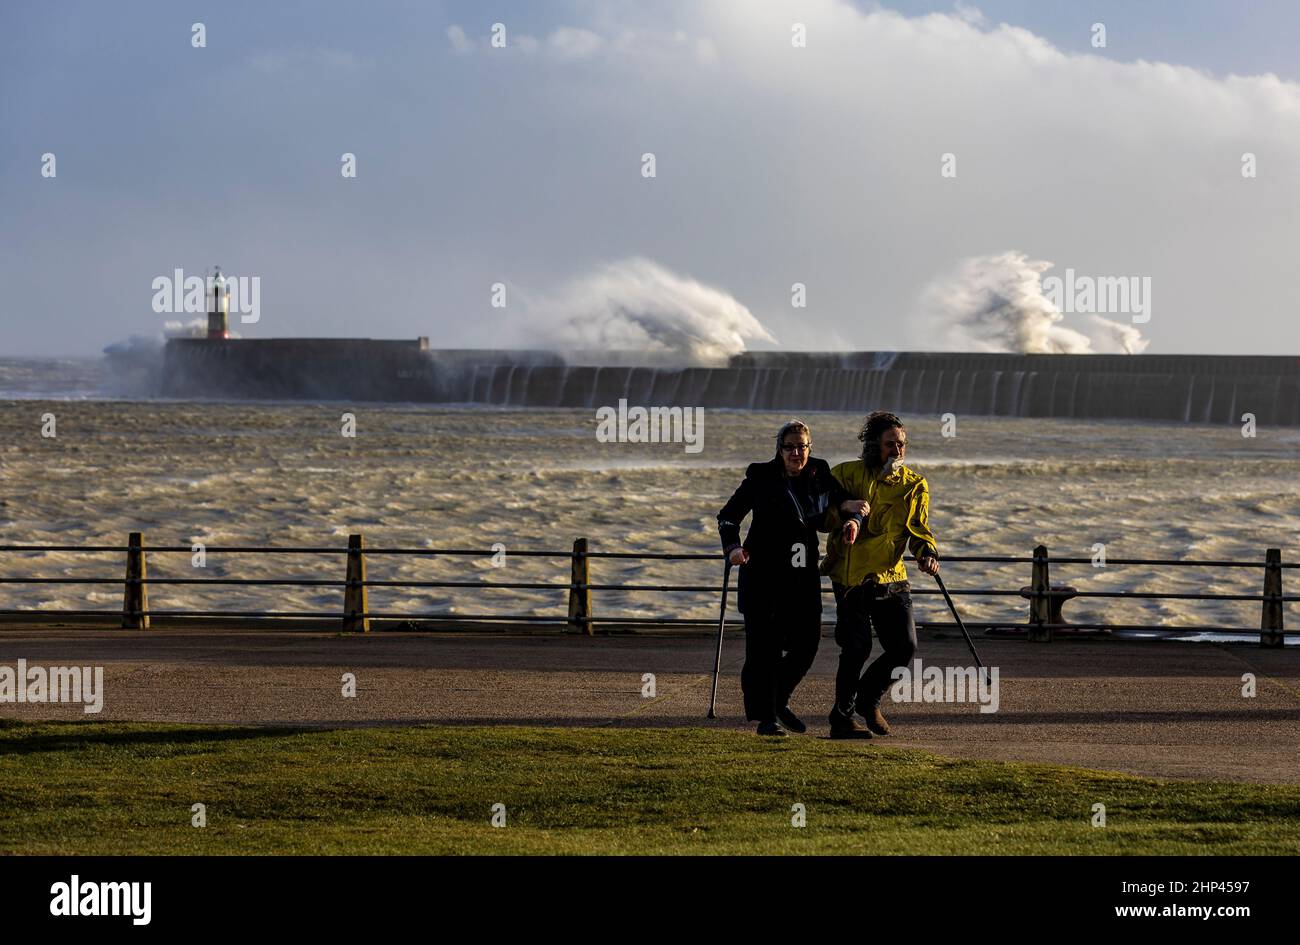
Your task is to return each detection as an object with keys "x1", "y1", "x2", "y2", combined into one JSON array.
[
  {"x1": 775, "y1": 705, "x2": 807, "y2": 734},
  {"x1": 756, "y1": 721, "x2": 788, "y2": 737},
  {"x1": 827, "y1": 706, "x2": 873, "y2": 739}
]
